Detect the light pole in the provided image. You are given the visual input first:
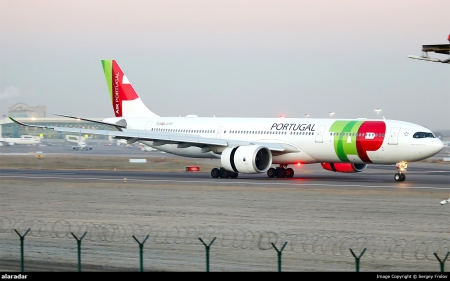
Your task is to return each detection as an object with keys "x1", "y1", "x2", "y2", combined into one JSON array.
[
  {"x1": 375, "y1": 108, "x2": 382, "y2": 117},
  {"x1": 329, "y1": 112, "x2": 335, "y2": 118}
]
